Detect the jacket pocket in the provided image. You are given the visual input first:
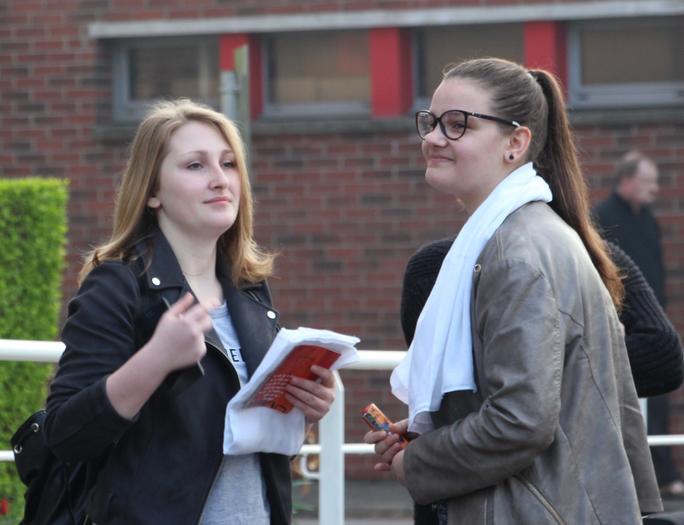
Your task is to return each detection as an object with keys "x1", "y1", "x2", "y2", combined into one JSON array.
[{"x1": 513, "y1": 475, "x2": 565, "y2": 525}]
